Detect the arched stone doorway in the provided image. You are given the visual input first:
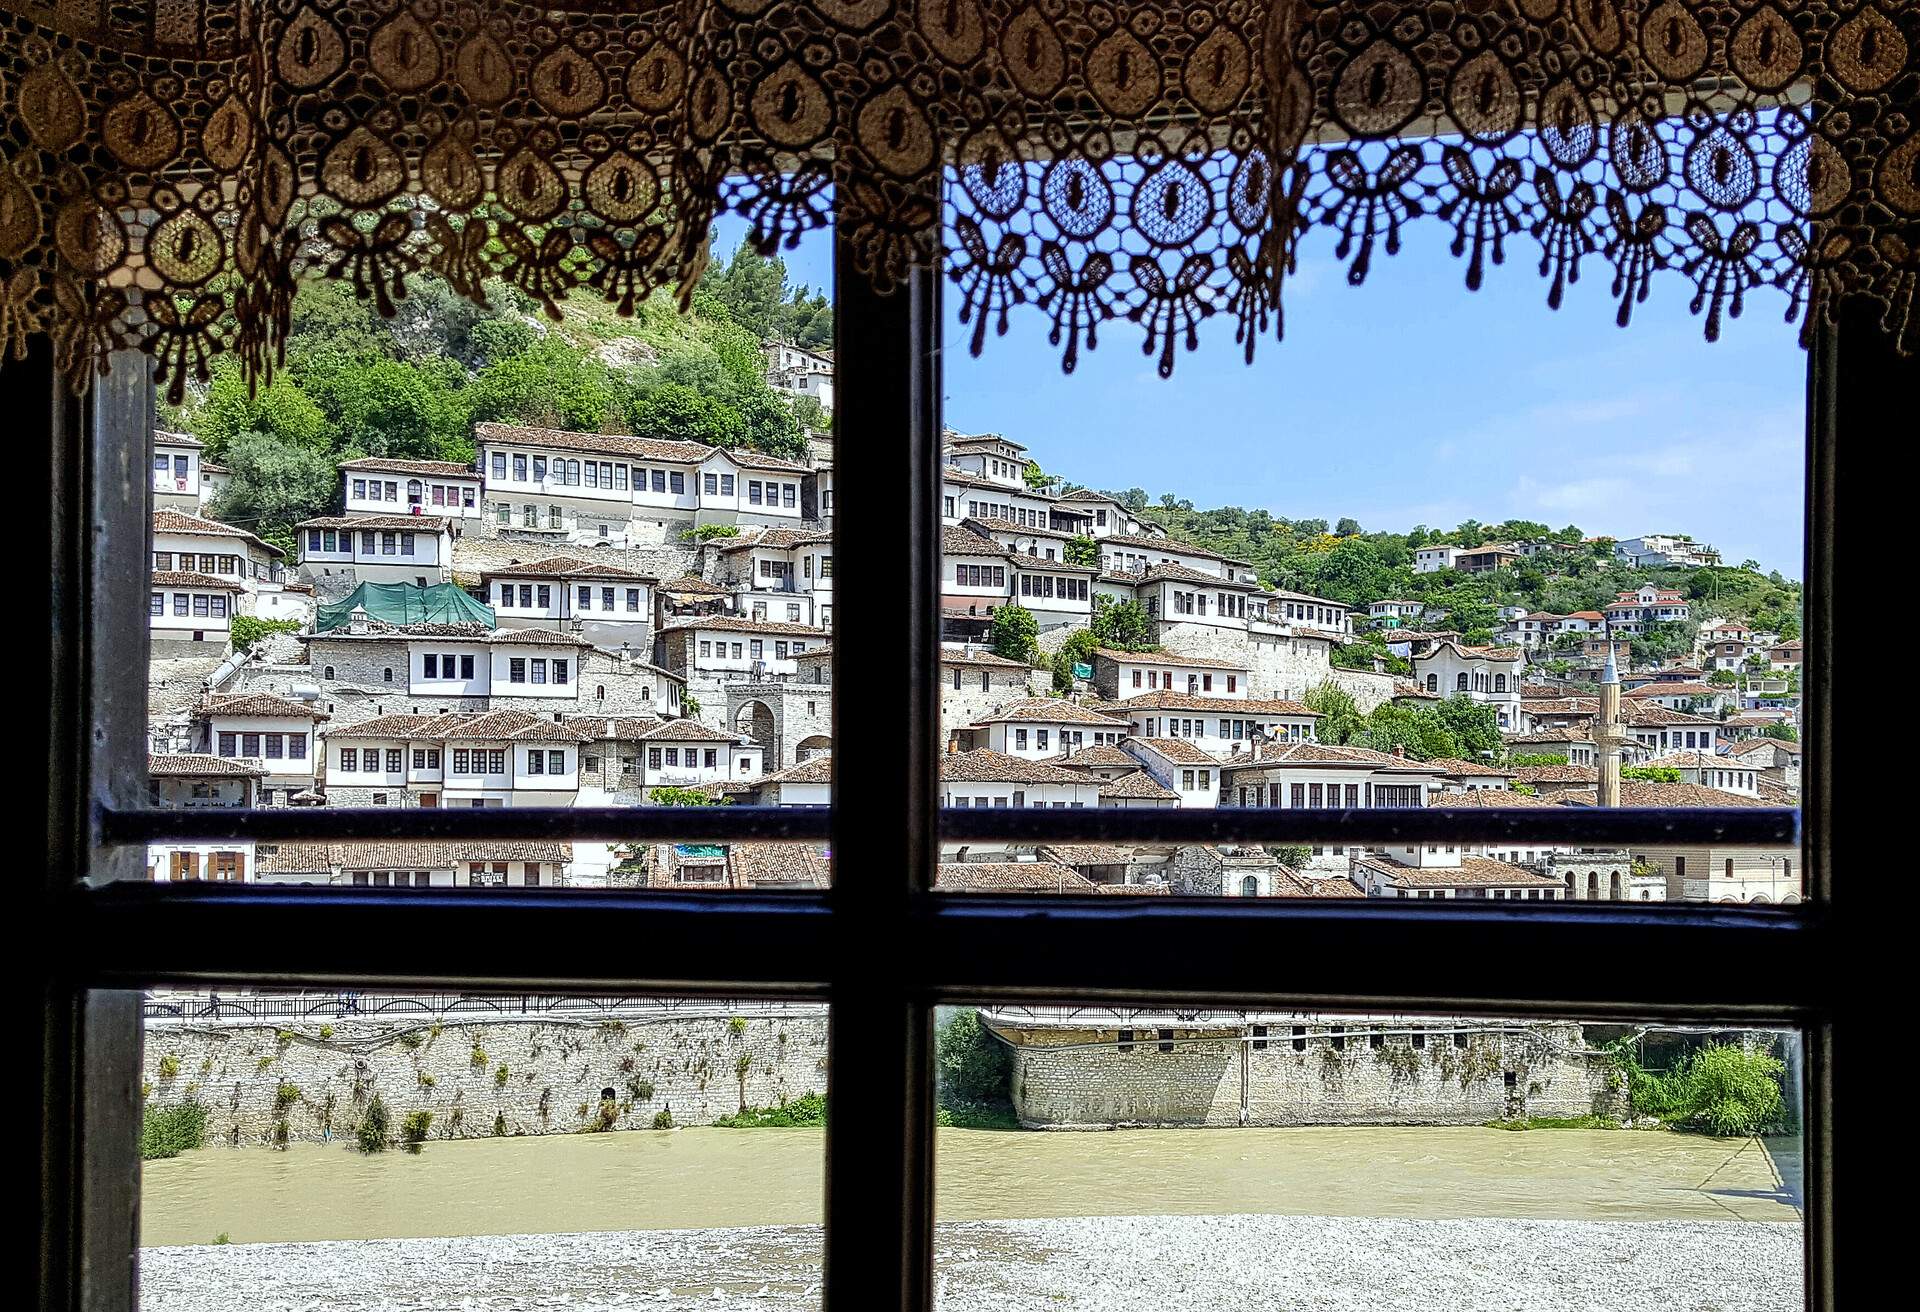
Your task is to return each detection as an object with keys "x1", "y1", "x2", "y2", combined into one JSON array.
[
  {"x1": 796, "y1": 734, "x2": 832, "y2": 762},
  {"x1": 735, "y1": 700, "x2": 775, "y2": 752},
  {"x1": 1608, "y1": 870, "x2": 1622, "y2": 899},
  {"x1": 1586, "y1": 871, "x2": 1600, "y2": 900}
]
